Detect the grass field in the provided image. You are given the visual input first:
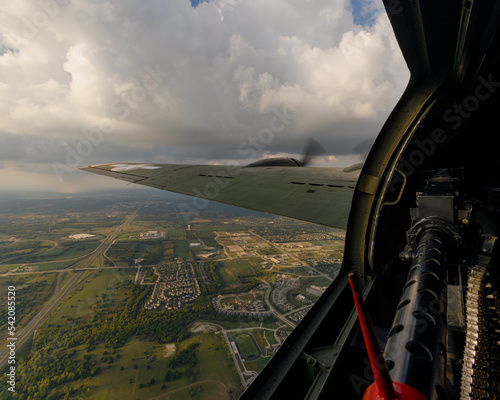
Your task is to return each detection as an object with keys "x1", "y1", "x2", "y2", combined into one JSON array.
[
  {"x1": 0, "y1": 197, "x2": 347, "y2": 399},
  {"x1": 233, "y1": 333, "x2": 260, "y2": 360},
  {"x1": 167, "y1": 228, "x2": 185, "y2": 239},
  {"x1": 0, "y1": 240, "x2": 100, "y2": 265},
  {"x1": 264, "y1": 330, "x2": 279, "y2": 347},
  {"x1": 49, "y1": 269, "x2": 134, "y2": 325},
  {"x1": 219, "y1": 259, "x2": 260, "y2": 290},
  {"x1": 252, "y1": 329, "x2": 266, "y2": 349},
  {"x1": 45, "y1": 241, "x2": 100, "y2": 260},
  {"x1": 173, "y1": 240, "x2": 190, "y2": 259},
  {"x1": 0, "y1": 264, "x2": 18, "y2": 272},
  {"x1": 244, "y1": 355, "x2": 271, "y2": 372},
  {"x1": 256, "y1": 248, "x2": 281, "y2": 256},
  {"x1": 116, "y1": 226, "x2": 146, "y2": 239},
  {"x1": 286, "y1": 276, "x2": 332, "y2": 307},
  {"x1": 58, "y1": 271, "x2": 74, "y2": 290},
  {"x1": 90, "y1": 253, "x2": 108, "y2": 268},
  {"x1": 132, "y1": 219, "x2": 161, "y2": 230},
  {"x1": 0, "y1": 272, "x2": 58, "y2": 342},
  {"x1": 200, "y1": 319, "x2": 262, "y2": 331},
  {"x1": 278, "y1": 266, "x2": 314, "y2": 275},
  {"x1": 76, "y1": 332, "x2": 241, "y2": 400},
  {"x1": 36, "y1": 259, "x2": 82, "y2": 270},
  {"x1": 106, "y1": 241, "x2": 138, "y2": 265},
  {"x1": 196, "y1": 224, "x2": 243, "y2": 231},
  {"x1": 230, "y1": 328, "x2": 276, "y2": 375}
]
